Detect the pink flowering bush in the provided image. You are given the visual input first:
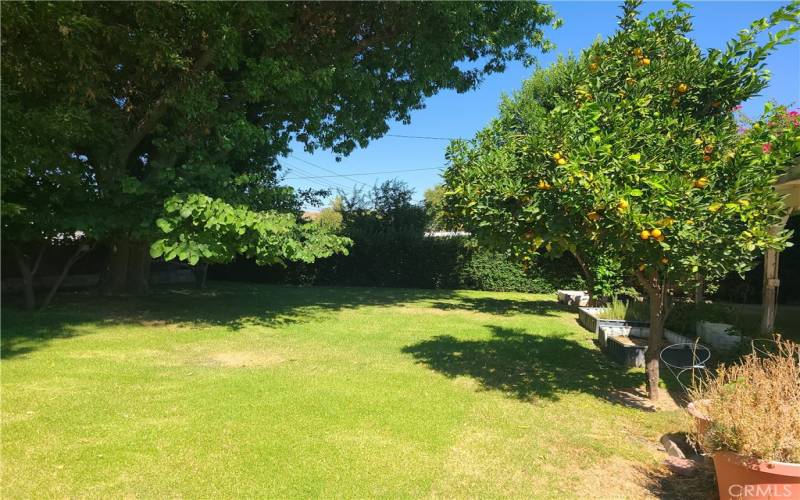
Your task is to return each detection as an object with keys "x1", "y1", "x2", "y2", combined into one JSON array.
[{"x1": 738, "y1": 104, "x2": 800, "y2": 175}]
